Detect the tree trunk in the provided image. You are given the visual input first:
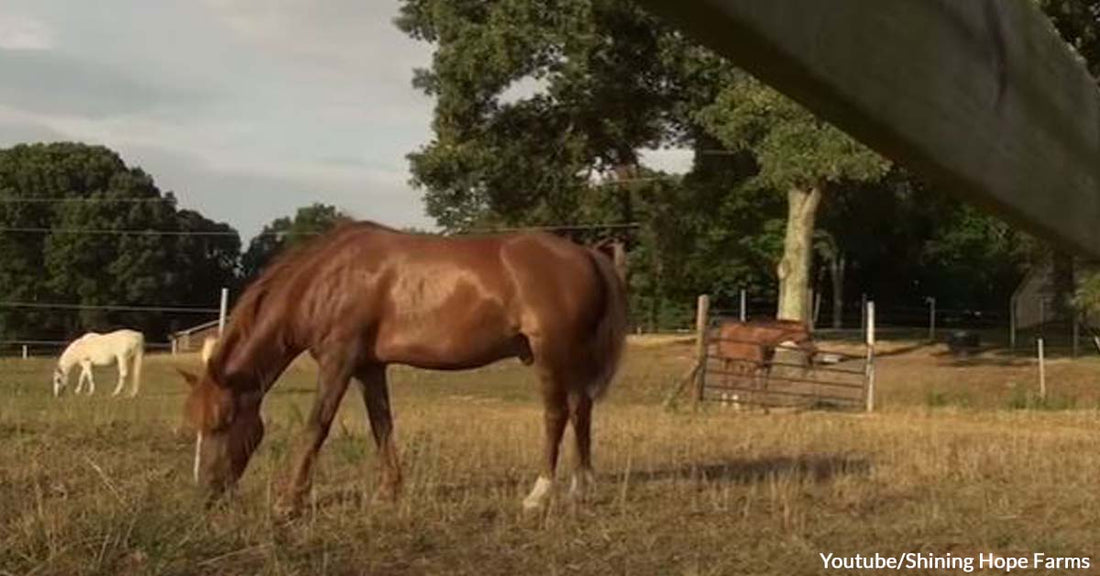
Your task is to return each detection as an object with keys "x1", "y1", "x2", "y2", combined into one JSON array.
[
  {"x1": 831, "y1": 252, "x2": 845, "y2": 329},
  {"x1": 777, "y1": 183, "x2": 824, "y2": 322}
]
